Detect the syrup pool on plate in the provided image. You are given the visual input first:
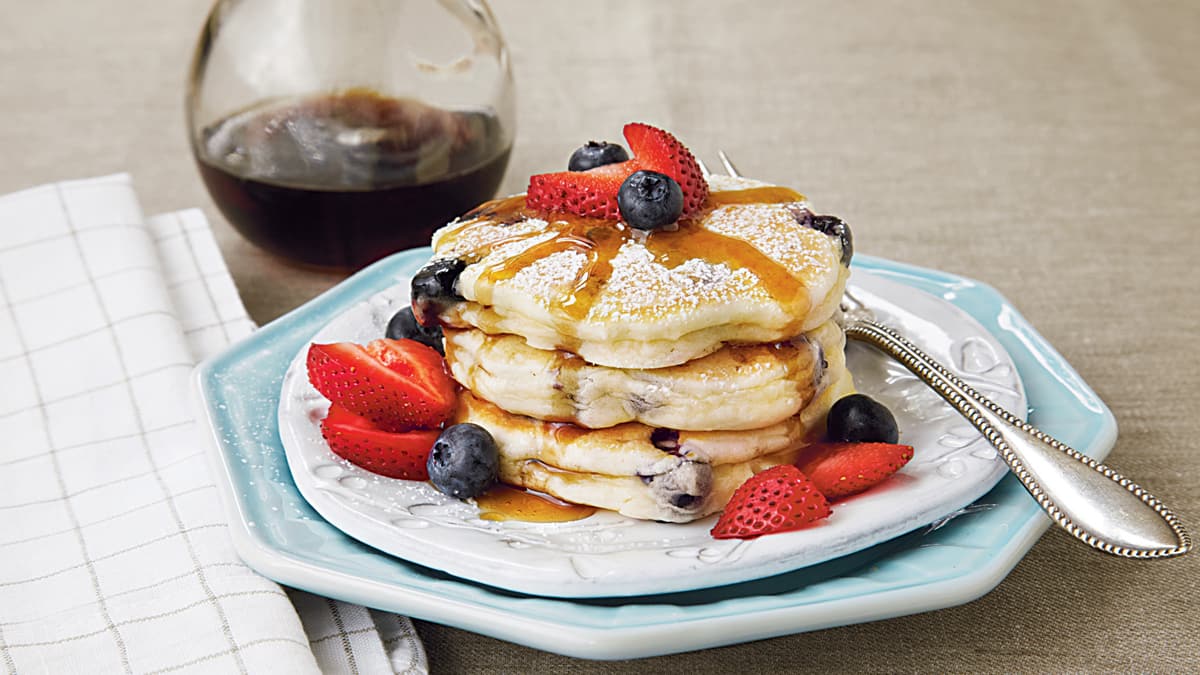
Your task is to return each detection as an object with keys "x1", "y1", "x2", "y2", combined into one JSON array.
[{"x1": 475, "y1": 484, "x2": 597, "y2": 523}]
